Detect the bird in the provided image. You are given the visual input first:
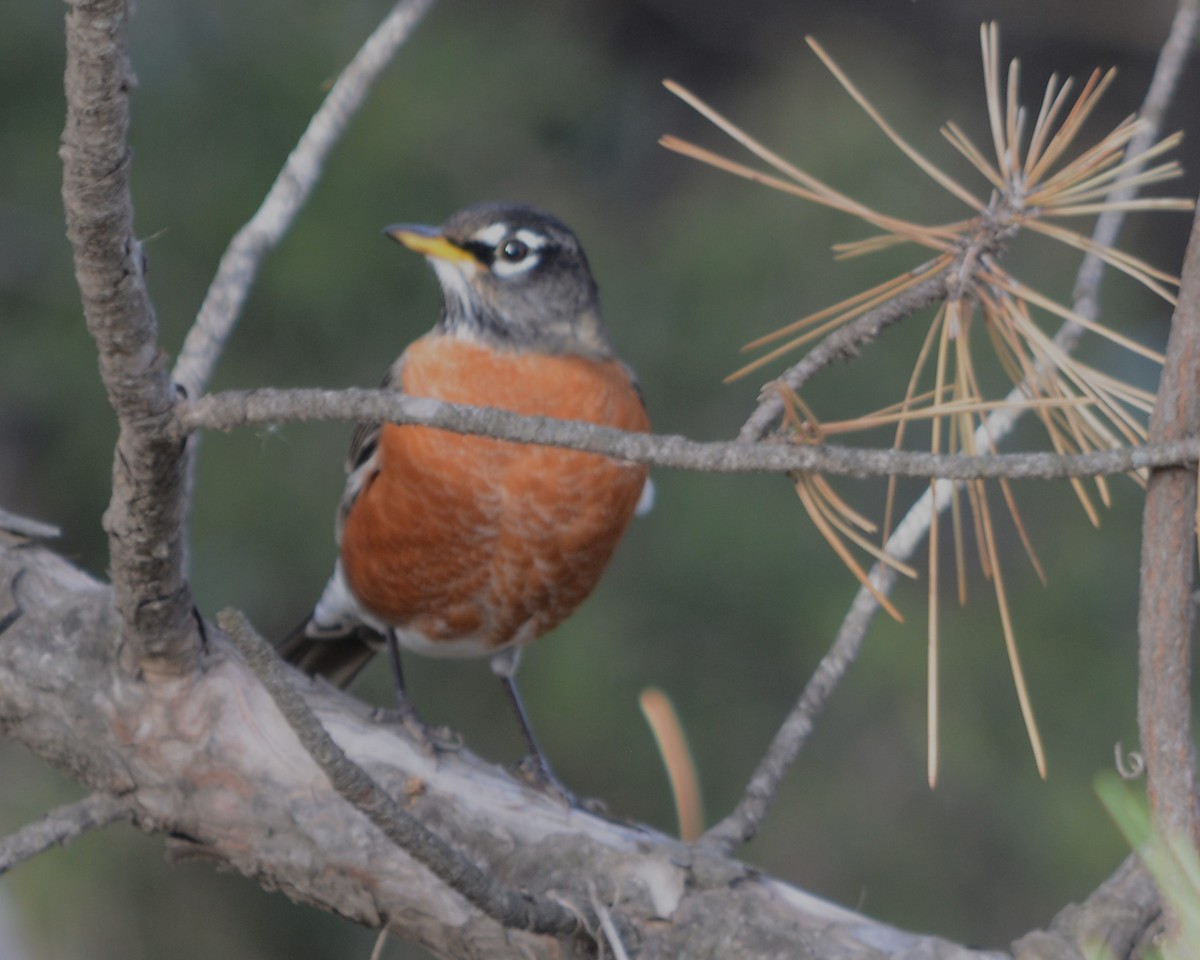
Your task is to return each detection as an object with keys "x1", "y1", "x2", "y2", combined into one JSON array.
[{"x1": 279, "y1": 201, "x2": 651, "y2": 797}]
